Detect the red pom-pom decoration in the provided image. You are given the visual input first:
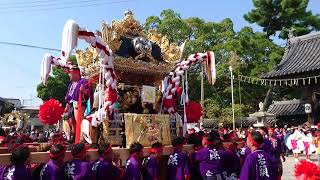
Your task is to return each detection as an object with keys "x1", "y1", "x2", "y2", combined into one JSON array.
[
  {"x1": 186, "y1": 101, "x2": 203, "y2": 123},
  {"x1": 163, "y1": 99, "x2": 175, "y2": 109},
  {"x1": 176, "y1": 87, "x2": 183, "y2": 96},
  {"x1": 294, "y1": 160, "x2": 320, "y2": 180},
  {"x1": 38, "y1": 99, "x2": 64, "y2": 125}
]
